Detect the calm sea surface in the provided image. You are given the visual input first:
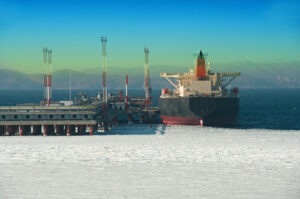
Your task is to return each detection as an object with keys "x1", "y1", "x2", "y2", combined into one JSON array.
[{"x1": 0, "y1": 88, "x2": 299, "y2": 130}]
